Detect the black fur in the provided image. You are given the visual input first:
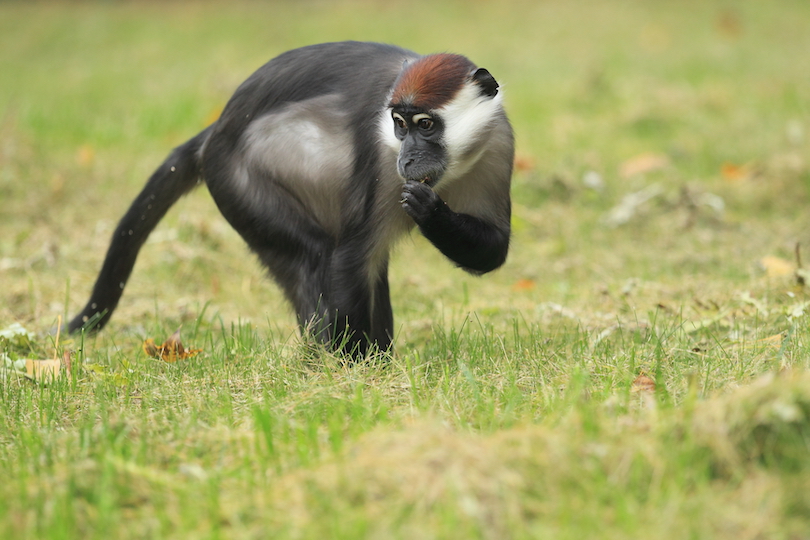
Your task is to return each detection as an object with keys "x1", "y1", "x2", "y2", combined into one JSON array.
[
  {"x1": 400, "y1": 180, "x2": 509, "y2": 274},
  {"x1": 68, "y1": 41, "x2": 513, "y2": 357},
  {"x1": 472, "y1": 68, "x2": 499, "y2": 97}
]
